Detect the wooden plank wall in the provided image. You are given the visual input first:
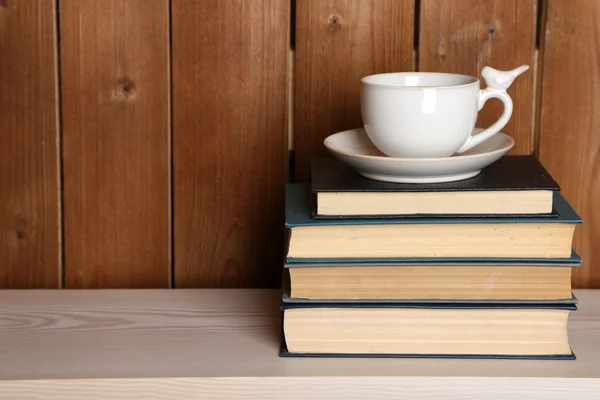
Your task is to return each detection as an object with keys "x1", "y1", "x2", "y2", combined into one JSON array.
[
  {"x1": 172, "y1": 0, "x2": 289, "y2": 288},
  {"x1": 293, "y1": 0, "x2": 415, "y2": 182},
  {"x1": 0, "y1": 0, "x2": 598, "y2": 288},
  {"x1": 419, "y1": 0, "x2": 537, "y2": 155},
  {"x1": 538, "y1": 0, "x2": 600, "y2": 288},
  {"x1": 60, "y1": 0, "x2": 170, "y2": 288},
  {"x1": 0, "y1": 0, "x2": 60, "y2": 288}
]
